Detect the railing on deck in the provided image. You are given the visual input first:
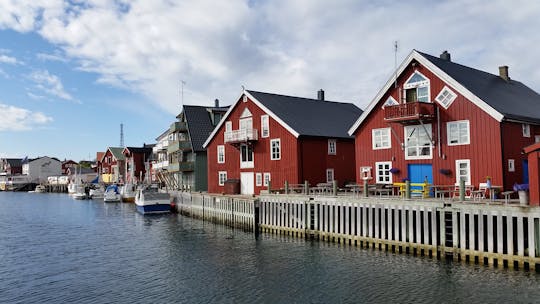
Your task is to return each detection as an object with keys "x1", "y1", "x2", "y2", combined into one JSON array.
[
  {"x1": 384, "y1": 102, "x2": 435, "y2": 122},
  {"x1": 224, "y1": 129, "x2": 258, "y2": 144}
]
